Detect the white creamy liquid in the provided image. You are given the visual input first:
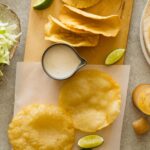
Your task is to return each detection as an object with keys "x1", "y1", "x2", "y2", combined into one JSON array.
[{"x1": 43, "y1": 45, "x2": 81, "y2": 79}]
